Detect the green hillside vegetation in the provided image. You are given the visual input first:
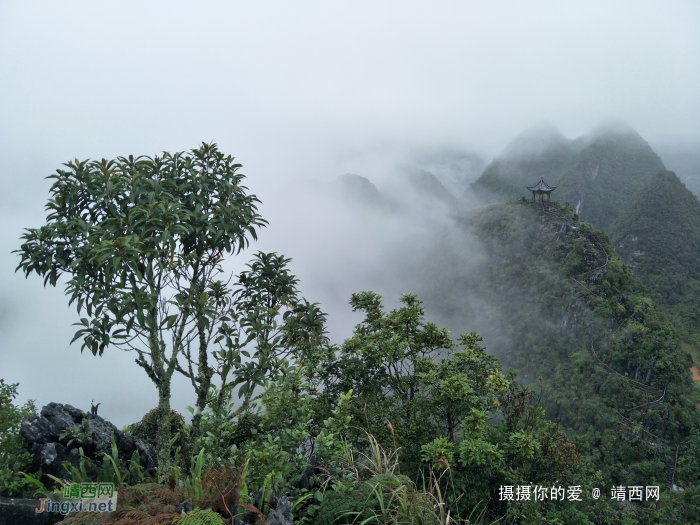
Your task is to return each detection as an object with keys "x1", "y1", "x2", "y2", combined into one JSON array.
[
  {"x1": 654, "y1": 141, "x2": 700, "y2": 199},
  {"x1": 610, "y1": 171, "x2": 700, "y2": 361},
  {"x1": 470, "y1": 123, "x2": 666, "y2": 231},
  {"x1": 454, "y1": 202, "x2": 700, "y2": 513}
]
